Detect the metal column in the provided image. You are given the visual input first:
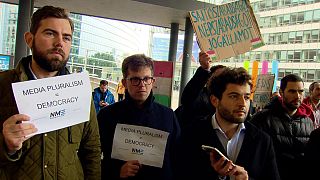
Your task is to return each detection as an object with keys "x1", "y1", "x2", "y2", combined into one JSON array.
[
  {"x1": 14, "y1": 0, "x2": 34, "y2": 67},
  {"x1": 168, "y1": 23, "x2": 179, "y2": 62},
  {"x1": 179, "y1": 17, "x2": 194, "y2": 105}
]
